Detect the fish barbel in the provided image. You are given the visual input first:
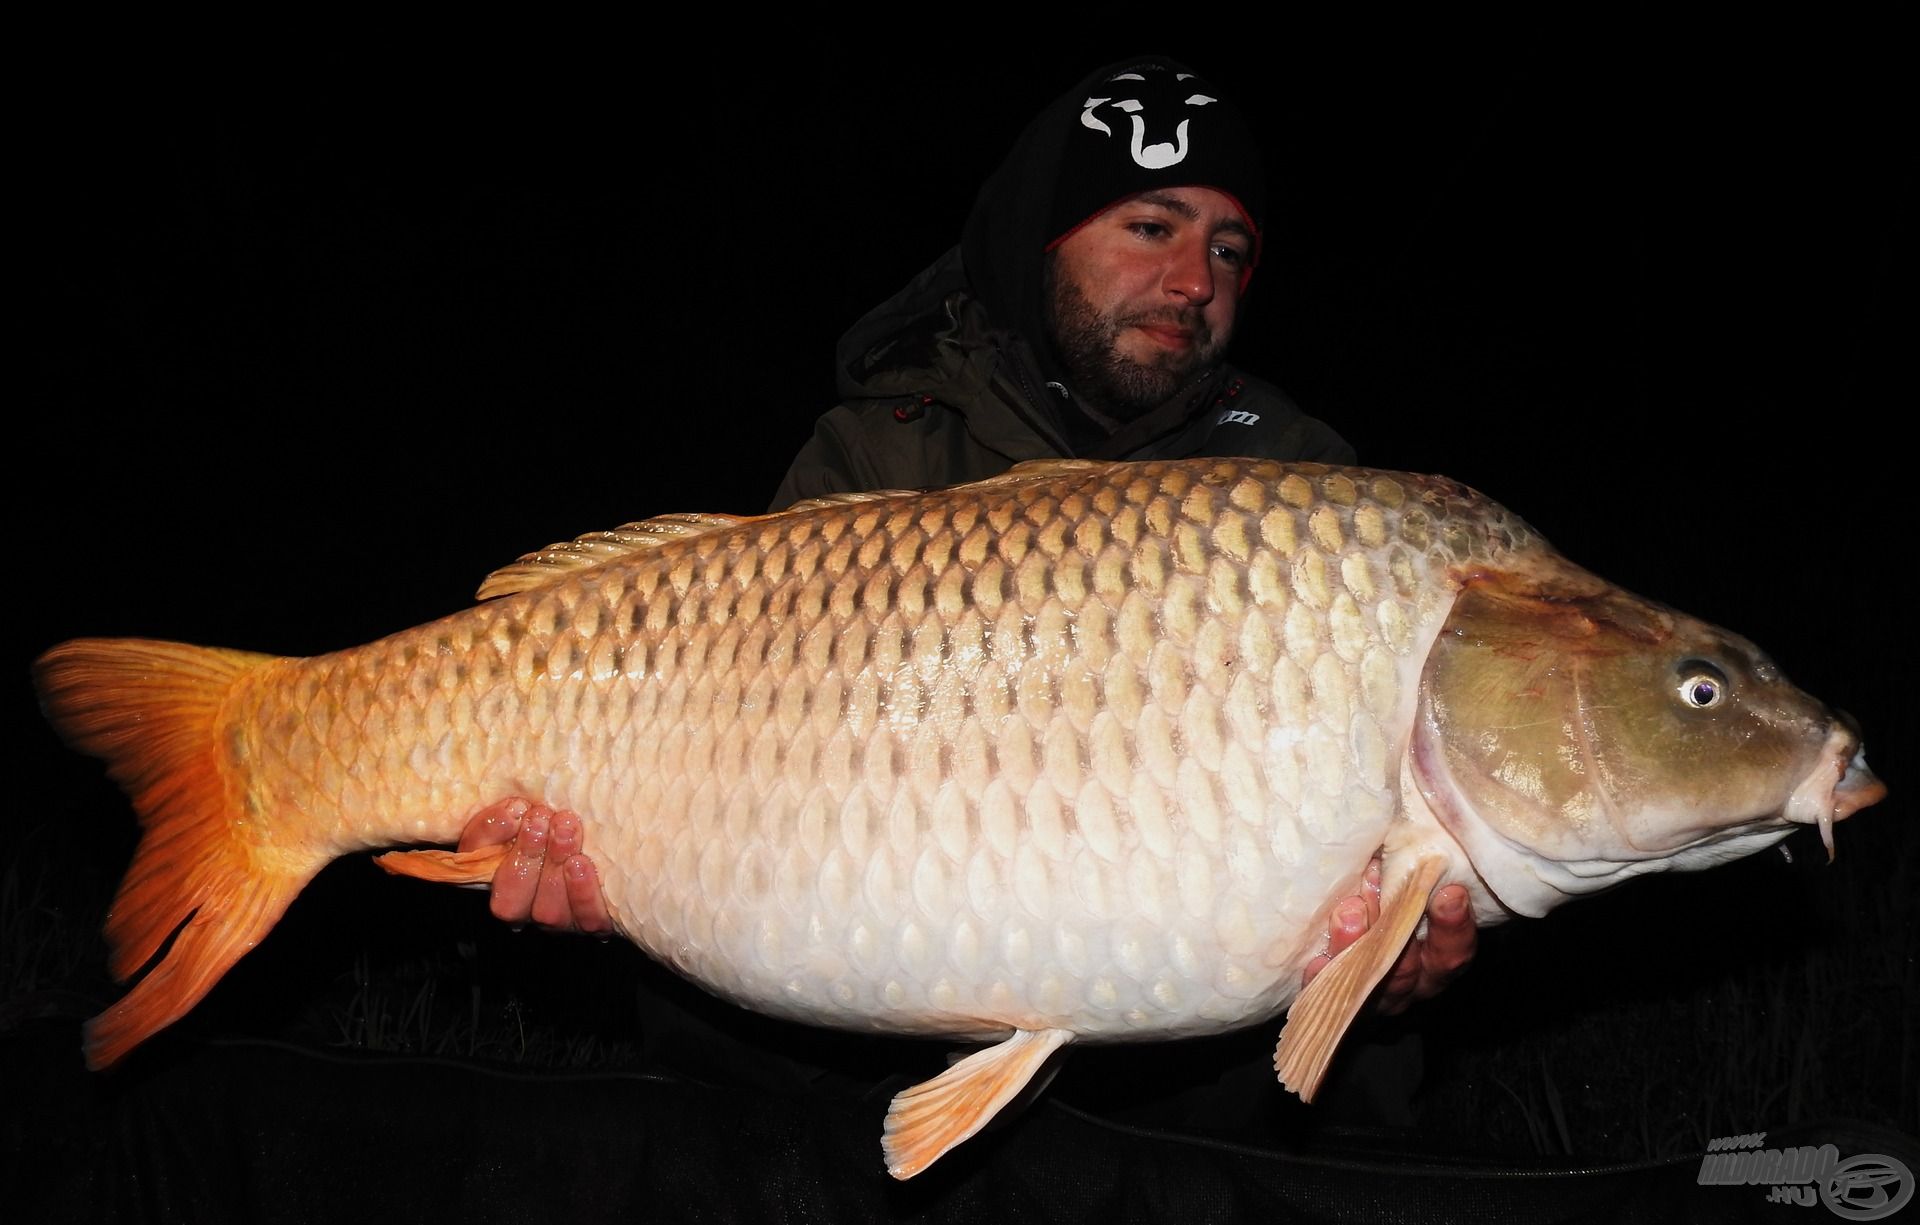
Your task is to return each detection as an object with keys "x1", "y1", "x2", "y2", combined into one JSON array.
[{"x1": 33, "y1": 458, "x2": 1886, "y2": 1178}]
